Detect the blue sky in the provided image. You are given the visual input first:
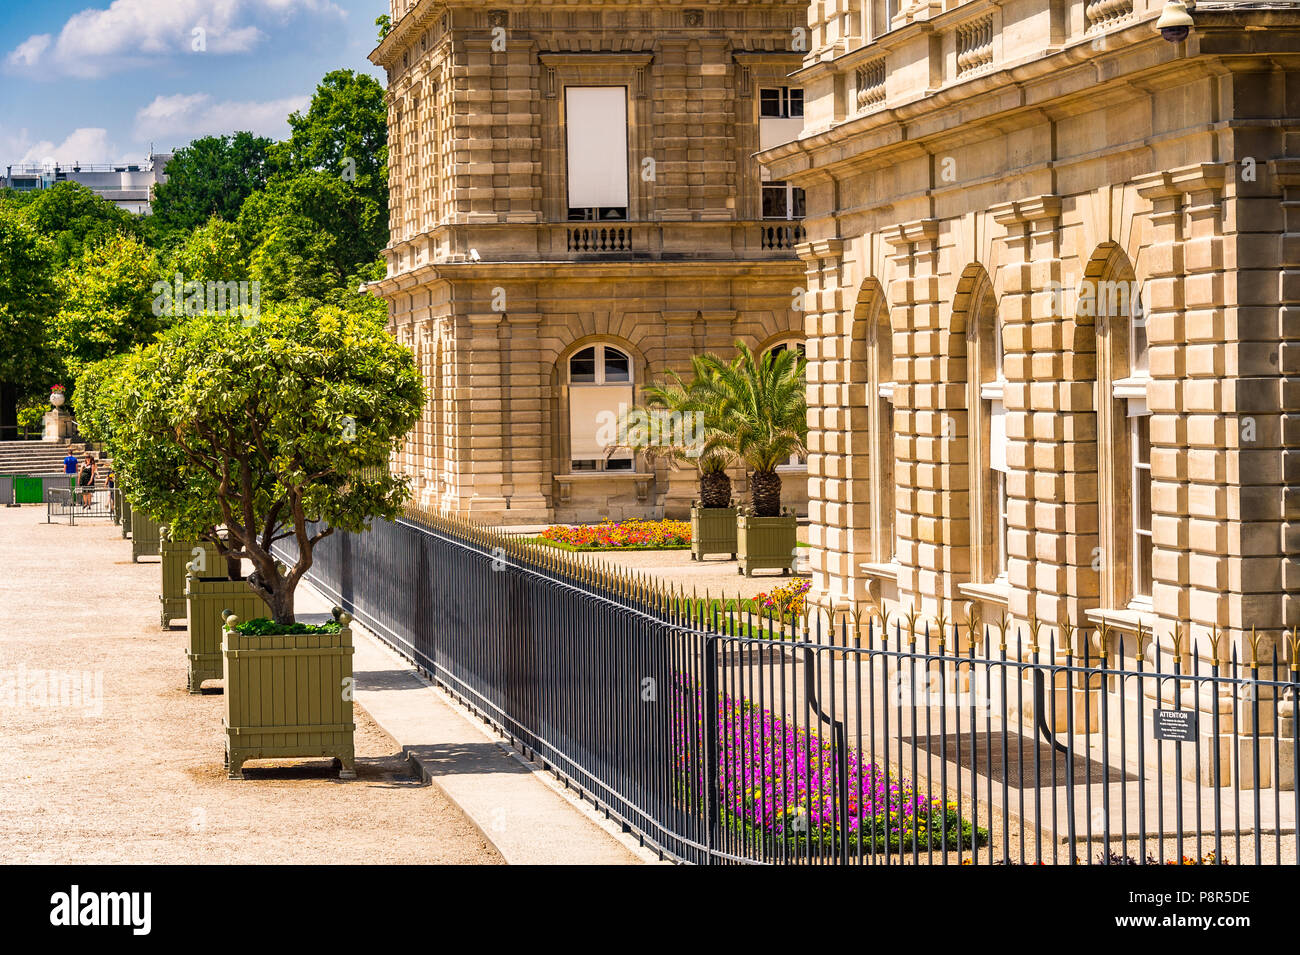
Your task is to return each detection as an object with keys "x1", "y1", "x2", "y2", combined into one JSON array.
[{"x1": 0, "y1": 0, "x2": 385, "y2": 167}]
